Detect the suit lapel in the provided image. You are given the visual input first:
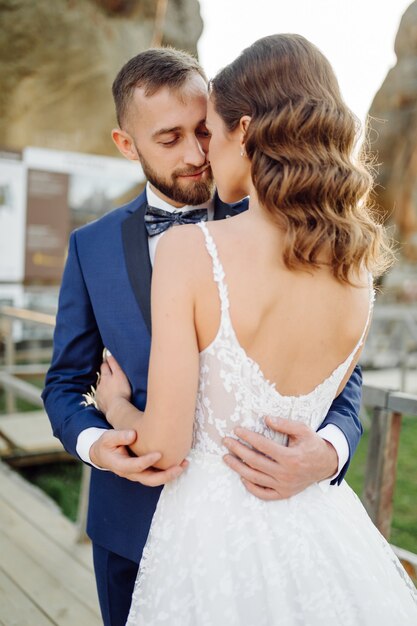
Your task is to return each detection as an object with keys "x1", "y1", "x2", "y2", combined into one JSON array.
[
  {"x1": 213, "y1": 191, "x2": 249, "y2": 220},
  {"x1": 121, "y1": 190, "x2": 249, "y2": 336},
  {"x1": 121, "y1": 196, "x2": 152, "y2": 335}
]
